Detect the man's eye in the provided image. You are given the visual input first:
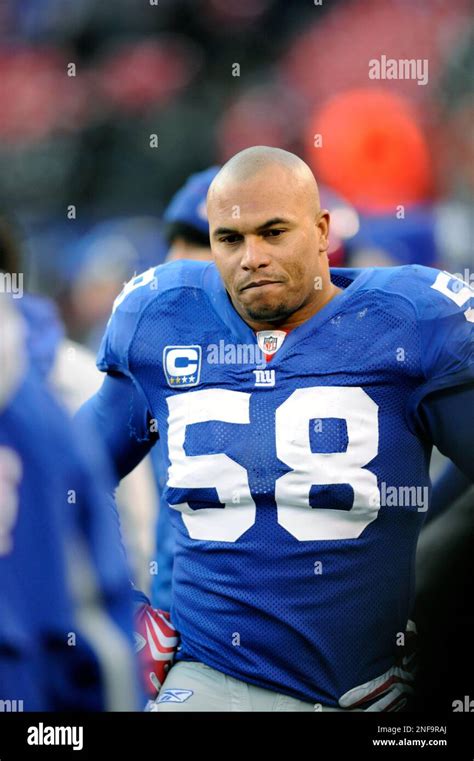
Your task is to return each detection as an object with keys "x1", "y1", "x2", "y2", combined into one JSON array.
[
  {"x1": 264, "y1": 229, "x2": 284, "y2": 237},
  {"x1": 221, "y1": 235, "x2": 241, "y2": 244}
]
